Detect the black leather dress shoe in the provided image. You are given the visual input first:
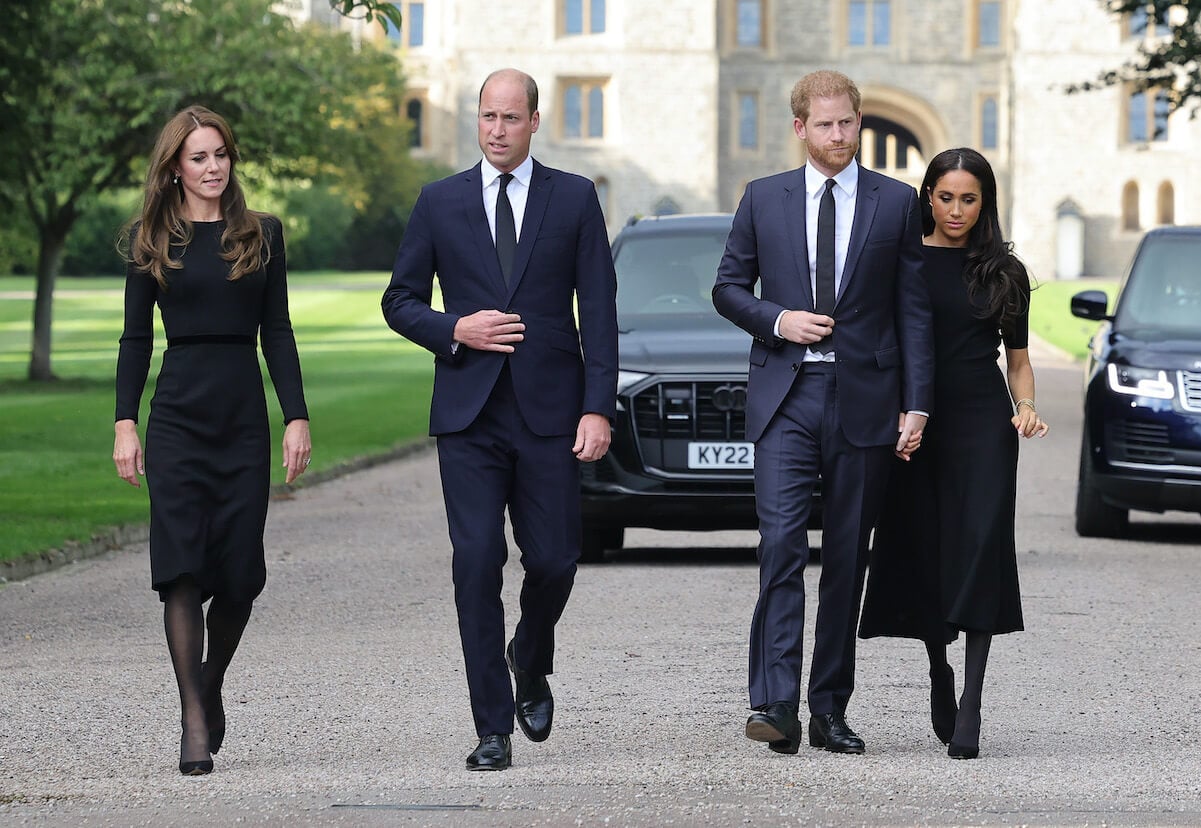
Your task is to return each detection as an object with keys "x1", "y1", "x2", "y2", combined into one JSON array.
[
  {"x1": 506, "y1": 640, "x2": 553, "y2": 742},
  {"x1": 466, "y1": 734, "x2": 511, "y2": 771},
  {"x1": 745, "y1": 702, "x2": 801, "y2": 754},
  {"x1": 808, "y1": 712, "x2": 866, "y2": 754}
]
